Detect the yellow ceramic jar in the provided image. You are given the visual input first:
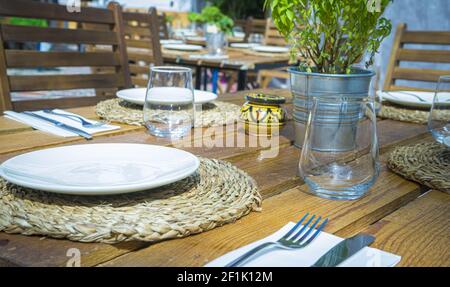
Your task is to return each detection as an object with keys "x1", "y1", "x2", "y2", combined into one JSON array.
[{"x1": 240, "y1": 93, "x2": 287, "y2": 136}]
